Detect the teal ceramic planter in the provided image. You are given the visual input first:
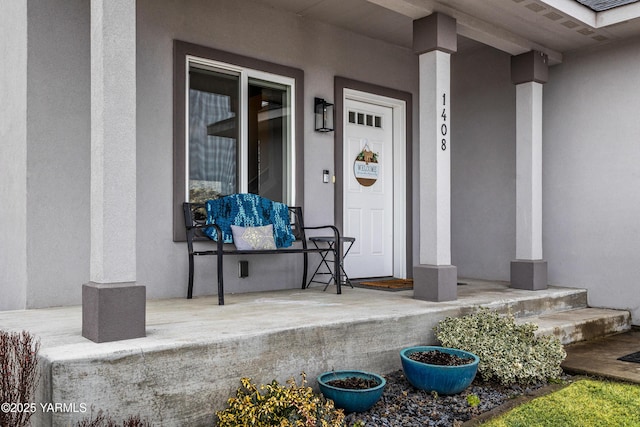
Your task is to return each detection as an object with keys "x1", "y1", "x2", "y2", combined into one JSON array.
[
  {"x1": 317, "y1": 370, "x2": 386, "y2": 413},
  {"x1": 400, "y1": 346, "x2": 479, "y2": 395}
]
